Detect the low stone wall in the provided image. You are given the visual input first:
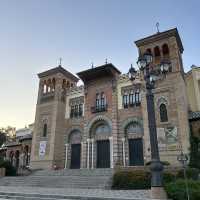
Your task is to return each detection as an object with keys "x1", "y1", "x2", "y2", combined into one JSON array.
[{"x1": 0, "y1": 168, "x2": 5, "y2": 177}]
